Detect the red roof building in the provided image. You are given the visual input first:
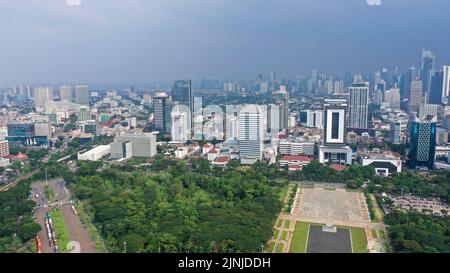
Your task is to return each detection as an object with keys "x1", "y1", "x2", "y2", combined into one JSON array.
[
  {"x1": 330, "y1": 164, "x2": 347, "y2": 172},
  {"x1": 279, "y1": 155, "x2": 312, "y2": 170}
]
